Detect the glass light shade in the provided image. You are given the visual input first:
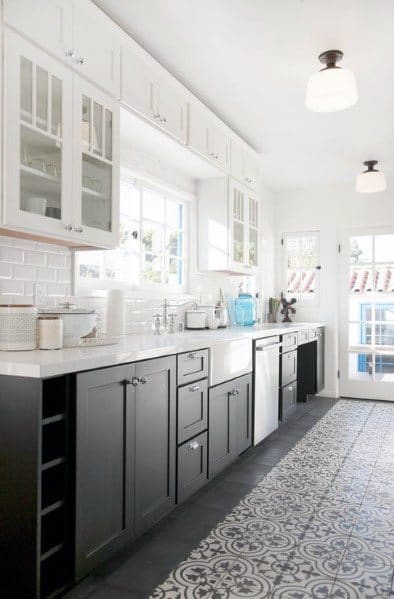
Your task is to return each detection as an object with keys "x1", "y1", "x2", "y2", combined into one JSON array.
[
  {"x1": 306, "y1": 67, "x2": 358, "y2": 112},
  {"x1": 356, "y1": 170, "x2": 387, "y2": 193}
]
